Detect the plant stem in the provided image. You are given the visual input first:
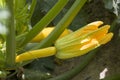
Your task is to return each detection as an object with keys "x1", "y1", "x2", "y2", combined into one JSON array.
[
  {"x1": 33, "y1": 0, "x2": 87, "y2": 49},
  {"x1": 5, "y1": 0, "x2": 16, "y2": 67},
  {"x1": 109, "y1": 19, "x2": 117, "y2": 32},
  {"x1": 48, "y1": 48, "x2": 99, "y2": 80},
  {"x1": 29, "y1": 0, "x2": 37, "y2": 19},
  {"x1": 20, "y1": 0, "x2": 69, "y2": 47}
]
